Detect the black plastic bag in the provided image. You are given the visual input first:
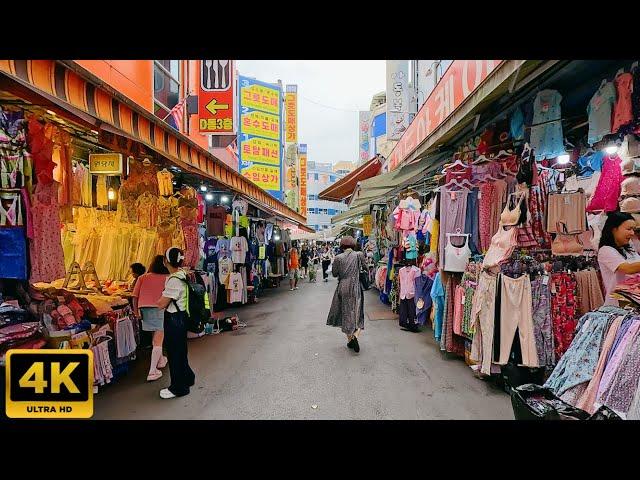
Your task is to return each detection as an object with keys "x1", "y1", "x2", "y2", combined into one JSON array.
[
  {"x1": 510, "y1": 384, "x2": 591, "y2": 420},
  {"x1": 588, "y1": 406, "x2": 623, "y2": 421}
]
